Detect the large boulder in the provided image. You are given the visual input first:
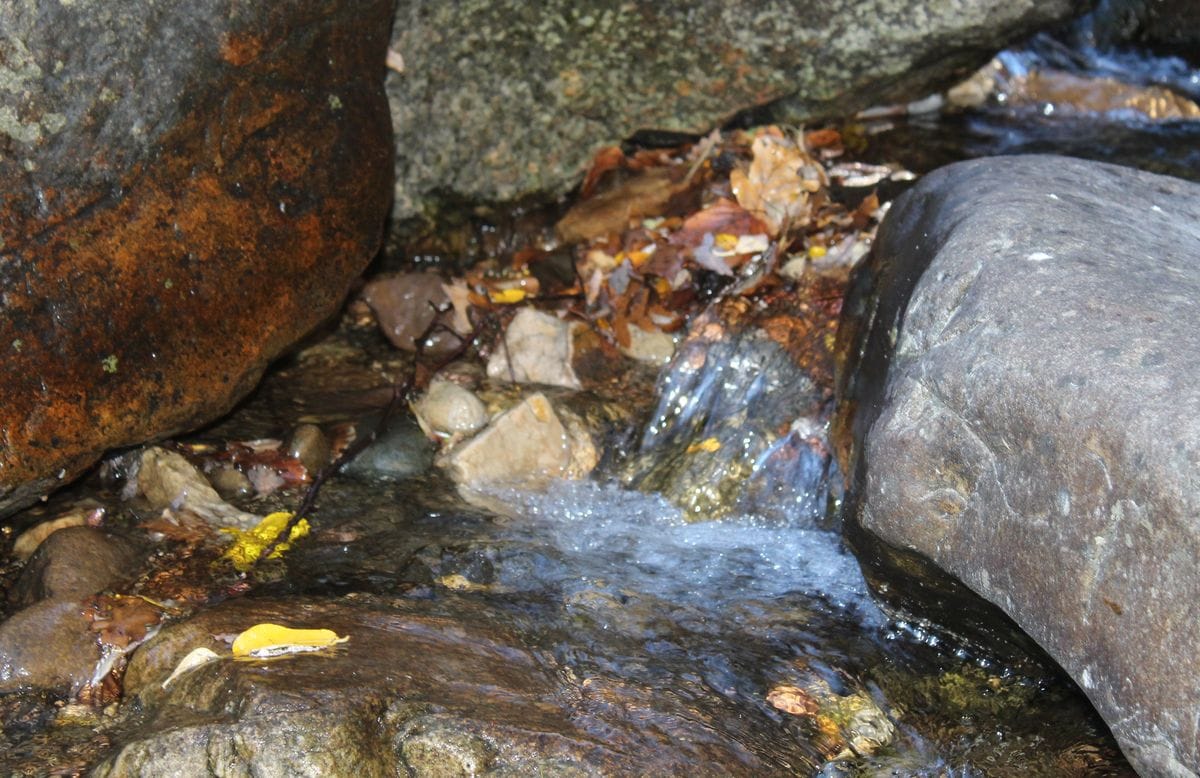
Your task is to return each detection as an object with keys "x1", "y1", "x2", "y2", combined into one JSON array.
[
  {"x1": 0, "y1": 0, "x2": 395, "y2": 518},
  {"x1": 838, "y1": 155, "x2": 1200, "y2": 776},
  {"x1": 385, "y1": 0, "x2": 1083, "y2": 226}
]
